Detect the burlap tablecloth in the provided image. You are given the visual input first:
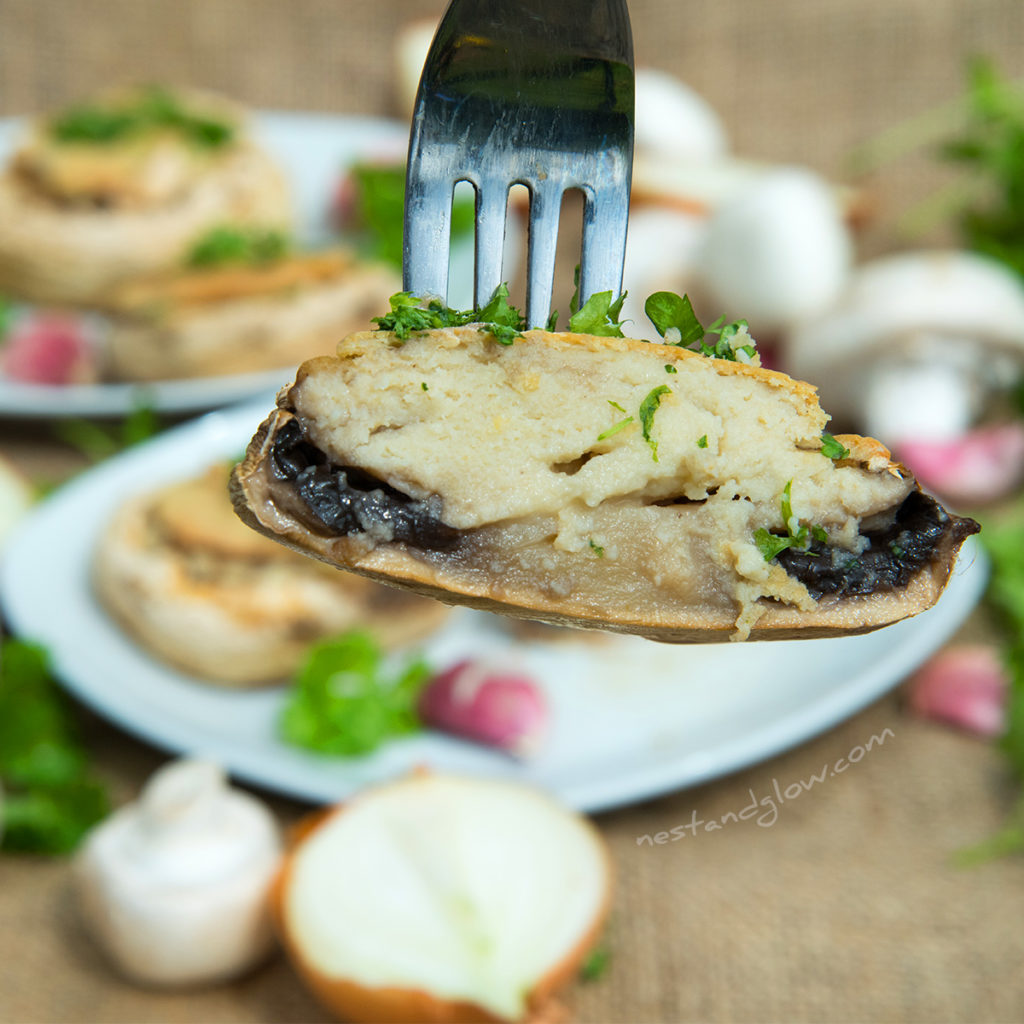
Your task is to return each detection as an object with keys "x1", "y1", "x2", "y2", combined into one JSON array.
[{"x1": 2, "y1": 2, "x2": 1024, "y2": 1021}]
